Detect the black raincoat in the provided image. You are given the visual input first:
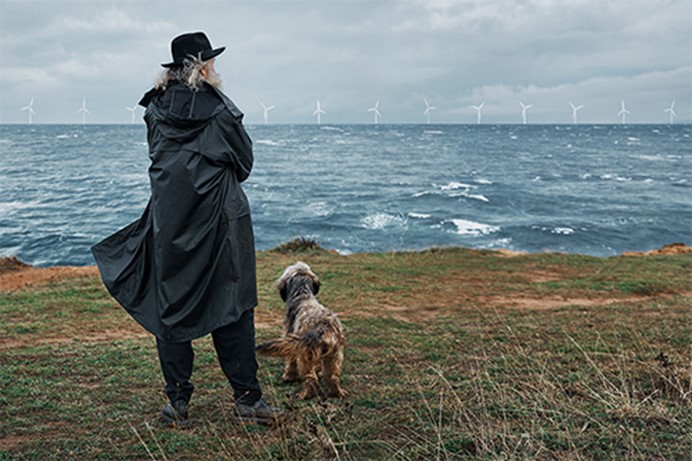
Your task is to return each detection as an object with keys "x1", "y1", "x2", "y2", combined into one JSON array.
[{"x1": 92, "y1": 82, "x2": 257, "y2": 343}]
